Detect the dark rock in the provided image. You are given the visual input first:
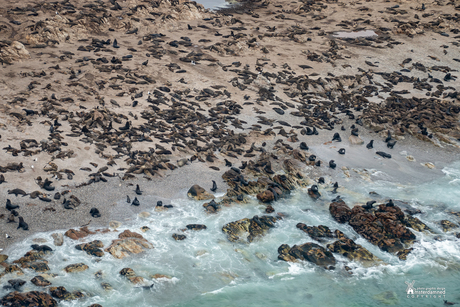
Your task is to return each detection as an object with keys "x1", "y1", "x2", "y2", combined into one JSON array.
[
  {"x1": 186, "y1": 224, "x2": 207, "y2": 231},
  {"x1": 256, "y1": 190, "x2": 275, "y2": 203},
  {"x1": 75, "y1": 240, "x2": 105, "y2": 257},
  {"x1": 31, "y1": 276, "x2": 52, "y2": 287},
  {"x1": 222, "y1": 215, "x2": 281, "y2": 243},
  {"x1": 265, "y1": 205, "x2": 275, "y2": 213},
  {"x1": 296, "y1": 223, "x2": 334, "y2": 242},
  {"x1": 172, "y1": 234, "x2": 186, "y2": 240},
  {"x1": 0, "y1": 291, "x2": 57, "y2": 306},
  {"x1": 278, "y1": 242, "x2": 336, "y2": 267},
  {"x1": 329, "y1": 200, "x2": 352, "y2": 223},
  {"x1": 403, "y1": 215, "x2": 433, "y2": 233},
  {"x1": 49, "y1": 286, "x2": 84, "y2": 300},
  {"x1": 396, "y1": 248, "x2": 414, "y2": 260},
  {"x1": 327, "y1": 230, "x2": 381, "y2": 265}
]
